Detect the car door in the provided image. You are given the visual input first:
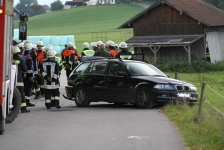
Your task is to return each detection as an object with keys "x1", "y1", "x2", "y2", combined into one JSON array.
[
  {"x1": 104, "y1": 62, "x2": 132, "y2": 102},
  {"x1": 85, "y1": 61, "x2": 108, "y2": 101}
]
